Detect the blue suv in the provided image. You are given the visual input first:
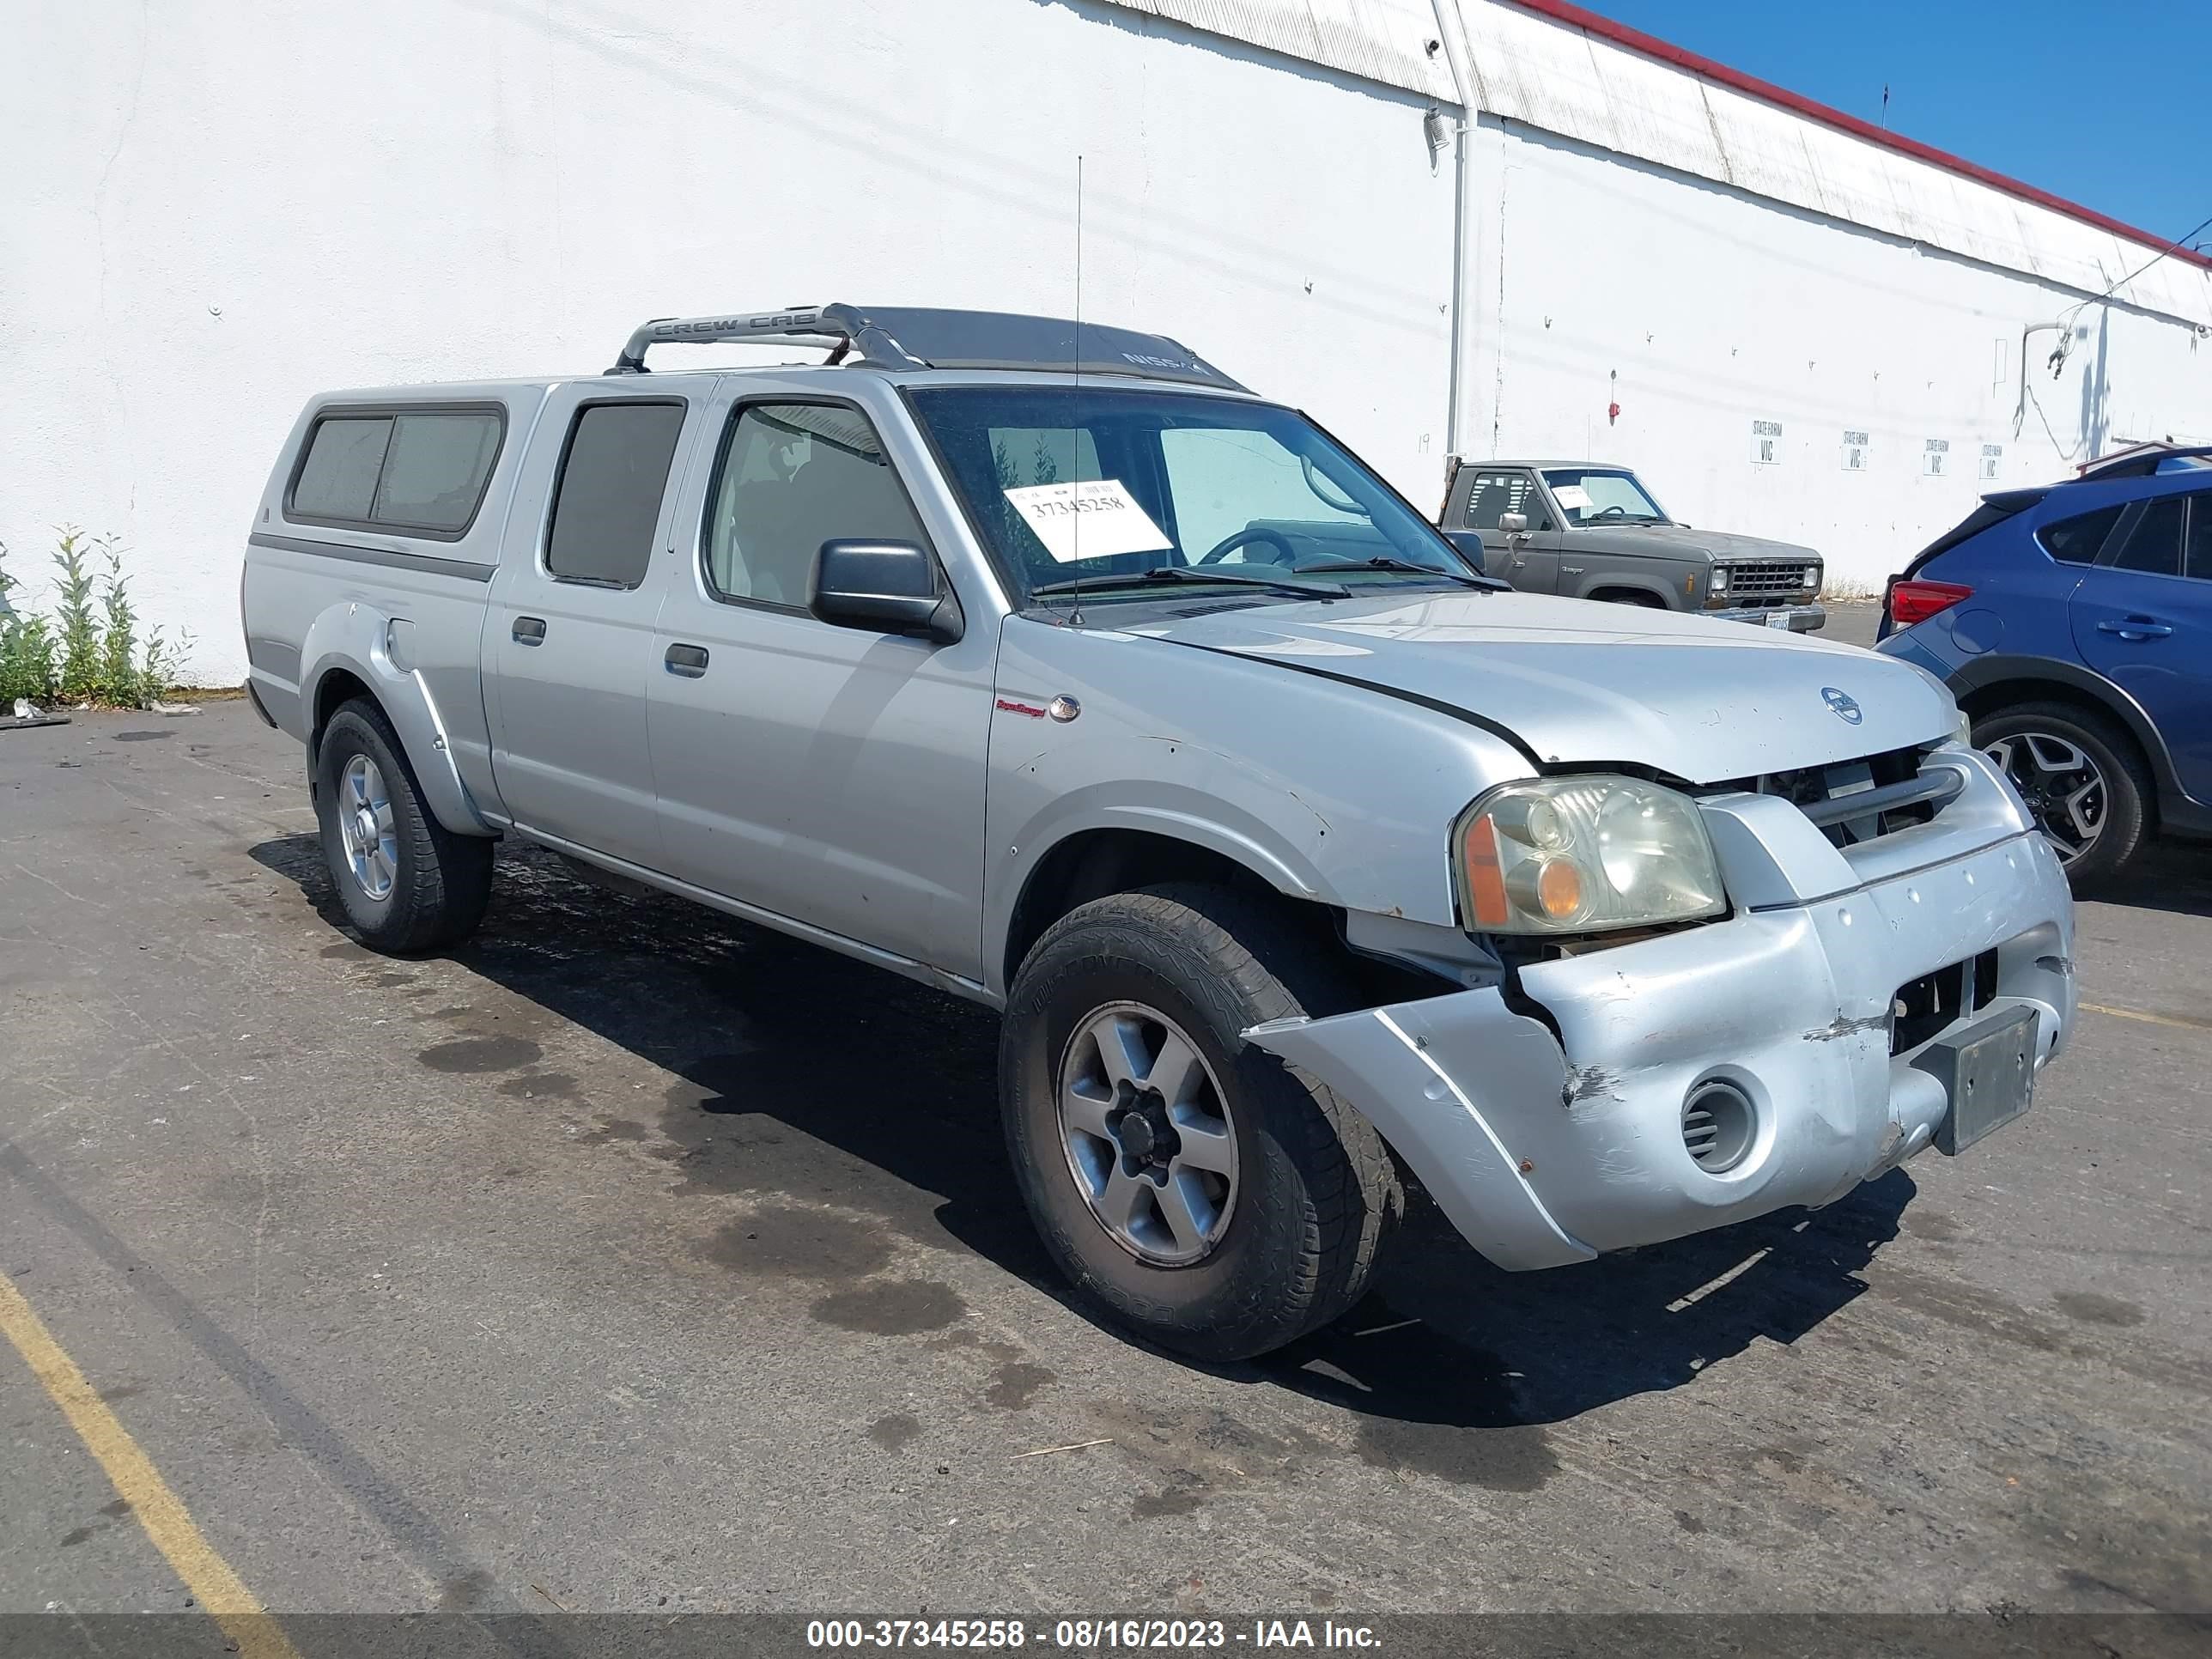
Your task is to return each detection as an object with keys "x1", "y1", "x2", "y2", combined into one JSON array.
[{"x1": 1877, "y1": 442, "x2": 2212, "y2": 886}]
